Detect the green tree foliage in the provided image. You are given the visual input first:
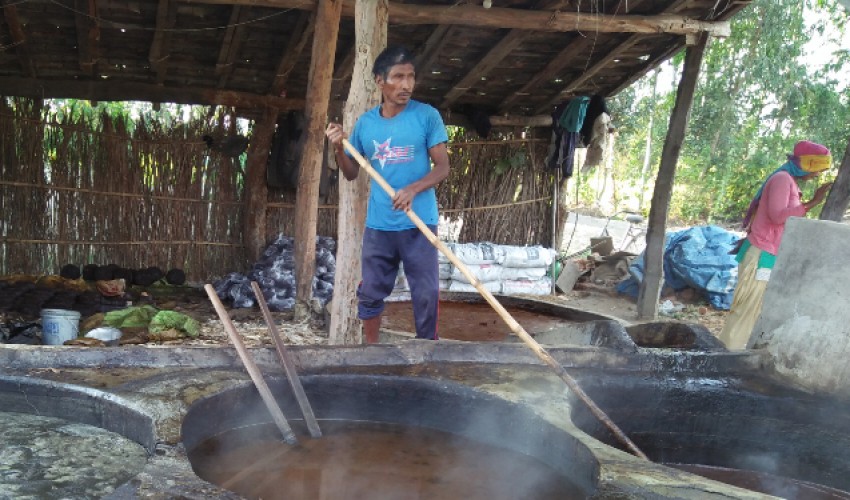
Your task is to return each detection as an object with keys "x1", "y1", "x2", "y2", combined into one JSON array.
[{"x1": 603, "y1": 0, "x2": 850, "y2": 224}]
